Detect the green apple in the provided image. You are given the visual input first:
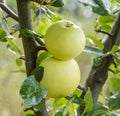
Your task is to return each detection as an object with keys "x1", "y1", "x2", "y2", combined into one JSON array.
[
  {"x1": 45, "y1": 20, "x2": 86, "y2": 60},
  {"x1": 40, "y1": 57, "x2": 80, "y2": 98}
]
